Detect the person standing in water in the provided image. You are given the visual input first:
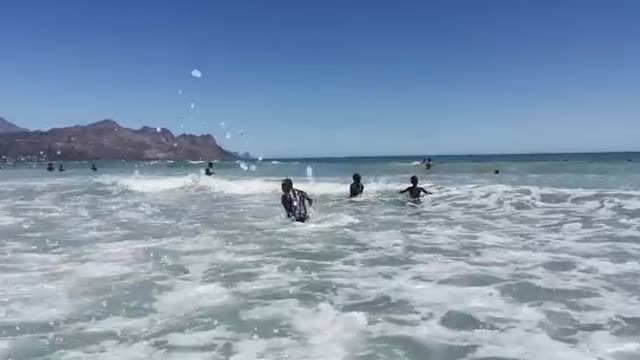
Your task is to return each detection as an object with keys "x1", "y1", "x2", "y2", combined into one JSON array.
[
  {"x1": 58, "y1": 164, "x2": 65, "y2": 172},
  {"x1": 46, "y1": 163, "x2": 55, "y2": 172},
  {"x1": 281, "y1": 178, "x2": 313, "y2": 222},
  {"x1": 91, "y1": 163, "x2": 98, "y2": 172},
  {"x1": 205, "y1": 162, "x2": 215, "y2": 176},
  {"x1": 350, "y1": 173, "x2": 364, "y2": 197},
  {"x1": 400, "y1": 175, "x2": 432, "y2": 199},
  {"x1": 425, "y1": 158, "x2": 433, "y2": 170}
]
